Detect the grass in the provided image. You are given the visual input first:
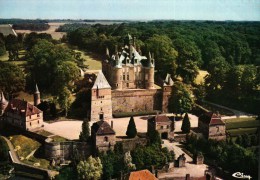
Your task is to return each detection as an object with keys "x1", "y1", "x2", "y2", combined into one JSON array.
[
  {"x1": 225, "y1": 119, "x2": 260, "y2": 130},
  {"x1": 51, "y1": 135, "x2": 67, "y2": 142},
  {"x1": 35, "y1": 130, "x2": 53, "y2": 137},
  {"x1": 227, "y1": 128, "x2": 258, "y2": 136},
  {"x1": 73, "y1": 49, "x2": 102, "y2": 70},
  {"x1": 199, "y1": 101, "x2": 234, "y2": 116},
  {"x1": 194, "y1": 70, "x2": 208, "y2": 85},
  {"x1": 9, "y1": 135, "x2": 50, "y2": 169},
  {"x1": 0, "y1": 51, "x2": 8, "y2": 61},
  {"x1": 113, "y1": 111, "x2": 158, "y2": 118}
]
